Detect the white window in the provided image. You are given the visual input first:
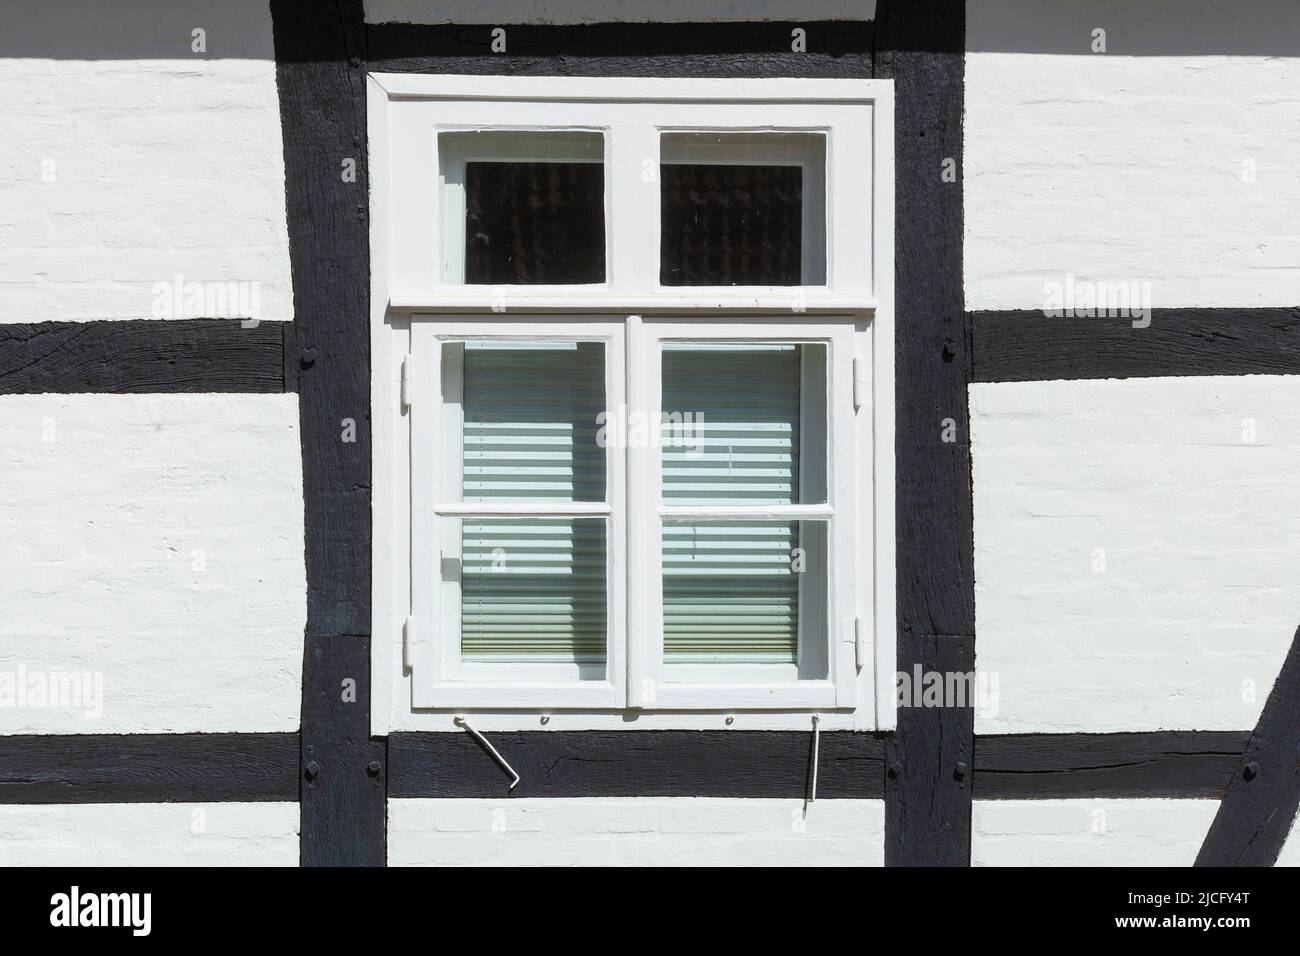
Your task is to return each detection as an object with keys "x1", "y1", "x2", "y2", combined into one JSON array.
[{"x1": 369, "y1": 75, "x2": 895, "y2": 727}]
